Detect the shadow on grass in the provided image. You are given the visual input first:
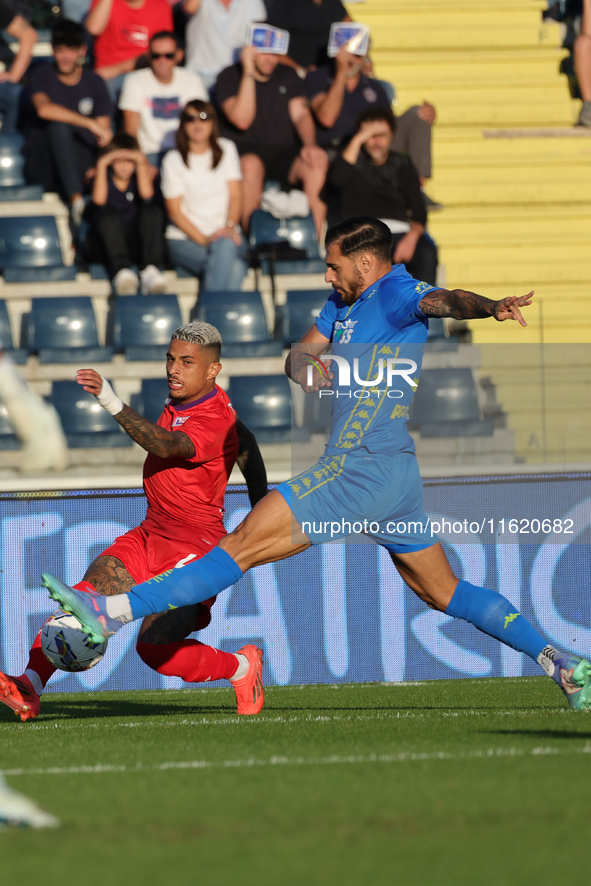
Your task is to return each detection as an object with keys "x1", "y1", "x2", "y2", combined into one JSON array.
[{"x1": 486, "y1": 728, "x2": 591, "y2": 741}]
